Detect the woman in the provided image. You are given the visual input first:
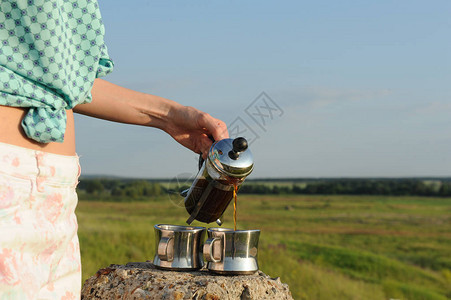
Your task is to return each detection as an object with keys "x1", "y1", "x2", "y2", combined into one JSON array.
[{"x1": 0, "y1": 0, "x2": 228, "y2": 298}]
